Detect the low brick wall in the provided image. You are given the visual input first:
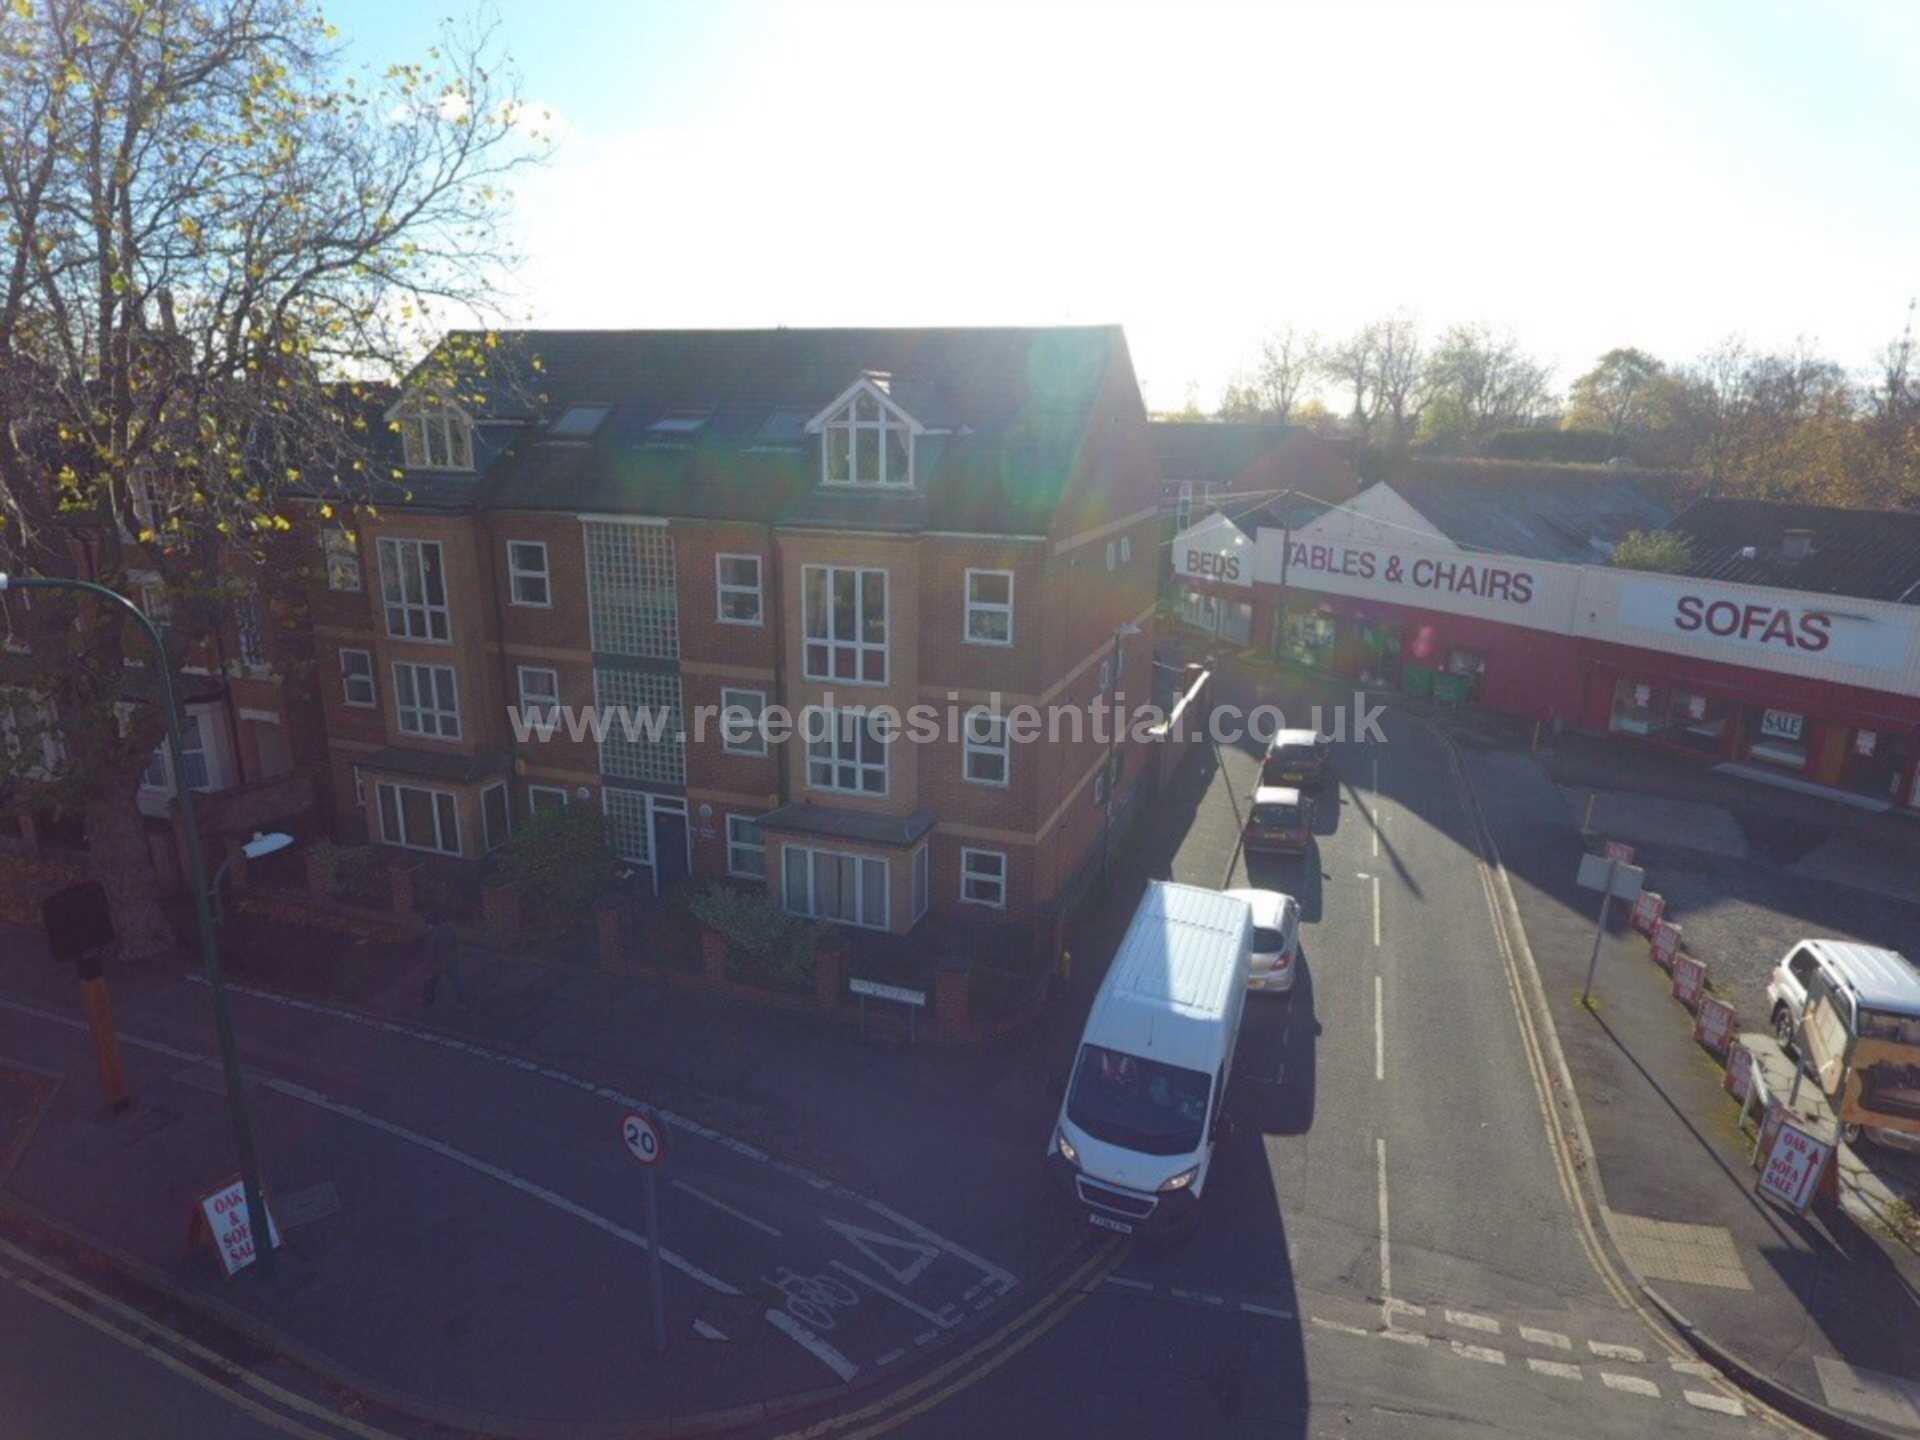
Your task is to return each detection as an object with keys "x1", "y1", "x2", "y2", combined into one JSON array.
[
  {"x1": 234, "y1": 884, "x2": 424, "y2": 944},
  {"x1": 0, "y1": 842, "x2": 90, "y2": 928}
]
